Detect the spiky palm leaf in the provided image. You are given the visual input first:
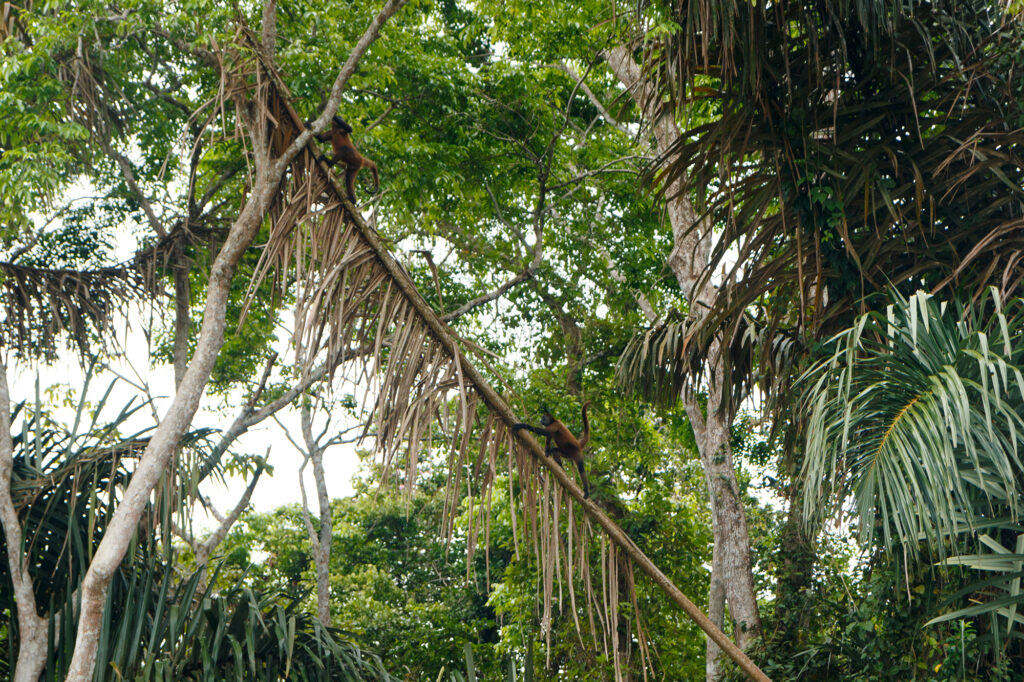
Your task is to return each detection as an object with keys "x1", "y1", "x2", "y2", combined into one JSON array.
[
  {"x1": 0, "y1": 389, "x2": 396, "y2": 681},
  {"x1": 800, "y1": 288, "x2": 1024, "y2": 555},
  {"x1": 800, "y1": 288, "x2": 1024, "y2": 651}
]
